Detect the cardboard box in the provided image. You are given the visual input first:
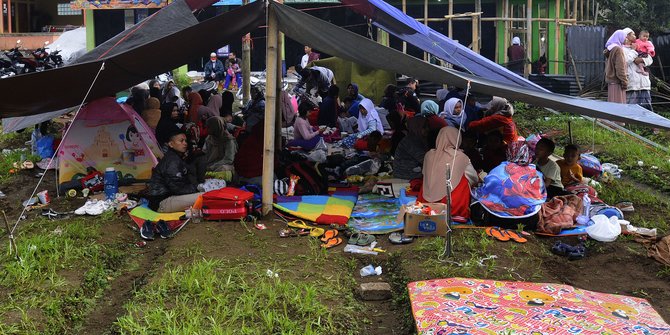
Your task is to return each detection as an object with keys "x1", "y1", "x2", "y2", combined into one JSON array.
[{"x1": 399, "y1": 202, "x2": 450, "y2": 237}]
